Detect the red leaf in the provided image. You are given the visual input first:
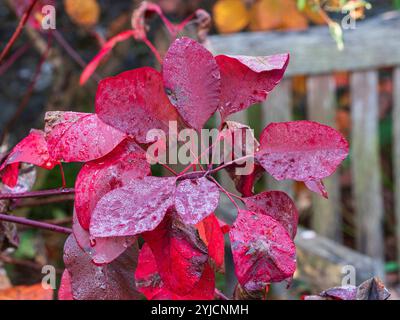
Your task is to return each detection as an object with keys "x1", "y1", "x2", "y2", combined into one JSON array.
[
  {"x1": 175, "y1": 177, "x2": 220, "y2": 225},
  {"x1": 72, "y1": 212, "x2": 136, "y2": 265},
  {"x1": 74, "y1": 138, "x2": 150, "y2": 230},
  {"x1": 0, "y1": 129, "x2": 58, "y2": 172},
  {"x1": 95, "y1": 67, "x2": 180, "y2": 143},
  {"x1": 135, "y1": 243, "x2": 215, "y2": 300},
  {"x1": 197, "y1": 214, "x2": 225, "y2": 271},
  {"x1": 256, "y1": 121, "x2": 349, "y2": 181},
  {"x1": 58, "y1": 270, "x2": 73, "y2": 300},
  {"x1": 44, "y1": 112, "x2": 125, "y2": 162},
  {"x1": 243, "y1": 191, "x2": 298, "y2": 239},
  {"x1": 163, "y1": 37, "x2": 221, "y2": 130},
  {"x1": 80, "y1": 30, "x2": 137, "y2": 85},
  {"x1": 216, "y1": 54, "x2": 289, "y2": 120},
  {"x1": 1, "y1": 163, "x2": 19, "y2": 188},
  {"x1": 305, "y1": 180, "x2": 328, "y2": 199},
  {"x1": 63, "y1": 235, "x2": 140, "y2": 300},
  {"x1": 229, "y1": 210, "x2": 296, "y2": 291},
  {"x1": 90, "y1": 177, "x2": 176, "y2": 237},
  {"x1": 143, "y1": 213, "x2": 208, "y2": 295}
]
